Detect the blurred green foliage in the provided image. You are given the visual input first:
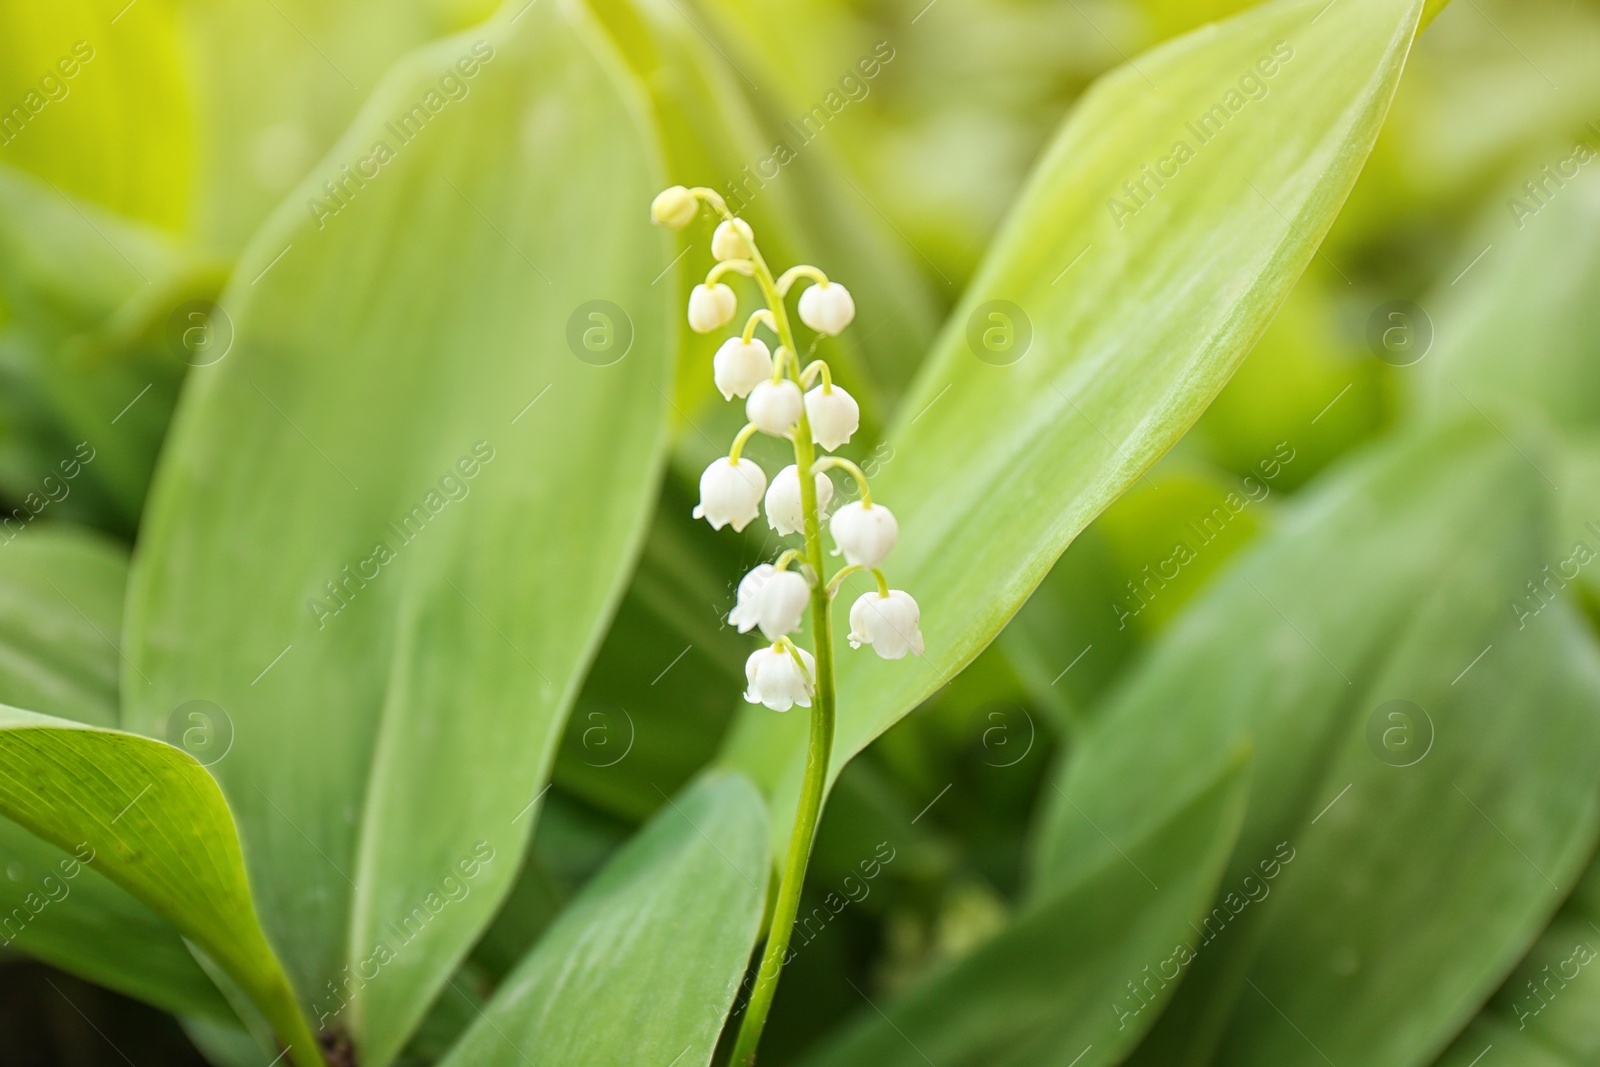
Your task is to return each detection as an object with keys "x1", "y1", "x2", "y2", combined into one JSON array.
[{"x1": 1, "y1": 0, "x2": 1599, "y2": 1064}]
